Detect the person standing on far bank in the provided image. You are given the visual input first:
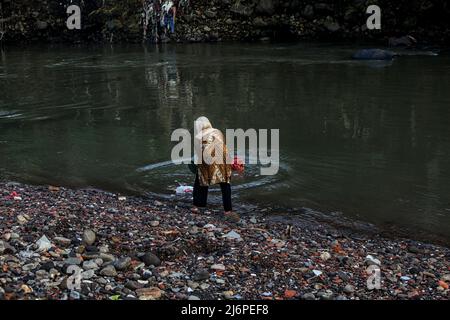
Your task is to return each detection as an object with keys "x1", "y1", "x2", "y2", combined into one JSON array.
[{"x1": 191, "y1": 116, "x2": 240, "y2": 222}]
